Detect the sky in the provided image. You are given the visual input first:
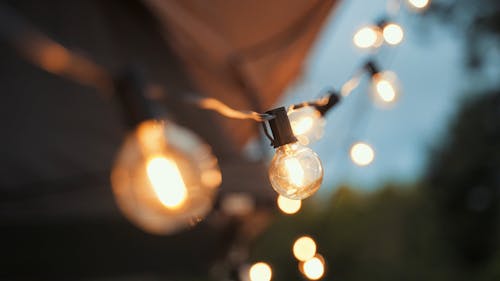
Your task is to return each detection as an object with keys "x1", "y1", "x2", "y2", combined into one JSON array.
[{"x1": 280, "y1": 0, "x2": 470, "y2": 191}]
